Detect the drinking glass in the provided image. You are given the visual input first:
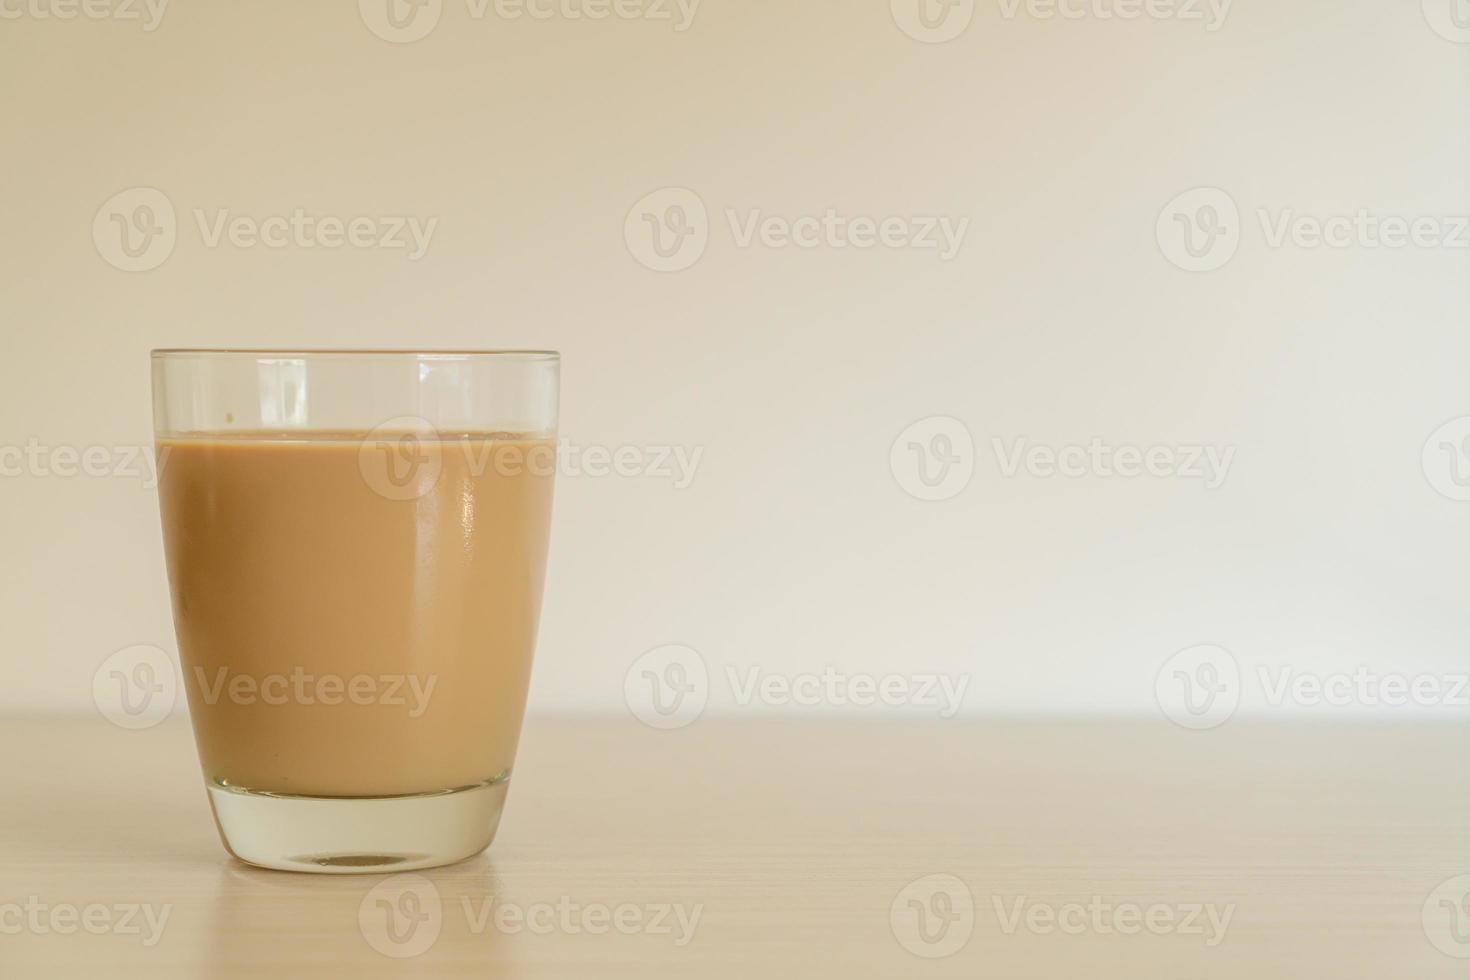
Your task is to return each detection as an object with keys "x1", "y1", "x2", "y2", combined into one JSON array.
[{"x1": 151, "y1": 349, "x2": 558, "y2": 873}]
